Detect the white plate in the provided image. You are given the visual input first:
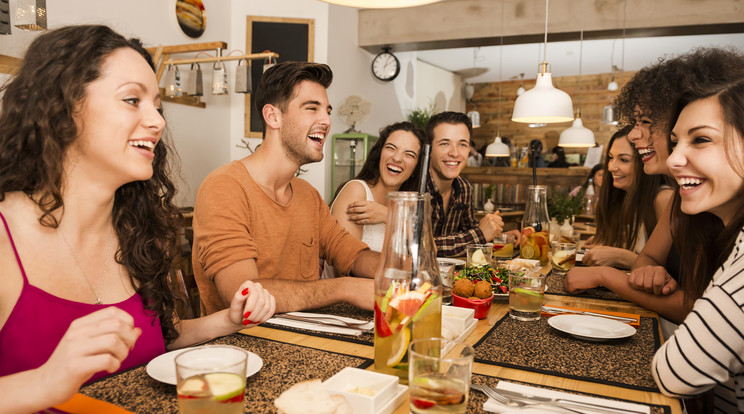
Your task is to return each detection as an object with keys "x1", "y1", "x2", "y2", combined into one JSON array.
[
  {"x1": 548, "y1": 314, "x2": 636, "y2": 342},
  {"x1": 437, "y1": 258, "x2": 465, "y2": 266},
  {"x1": 146, "y1": 347, "x2": 263, "y2": 385}
]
